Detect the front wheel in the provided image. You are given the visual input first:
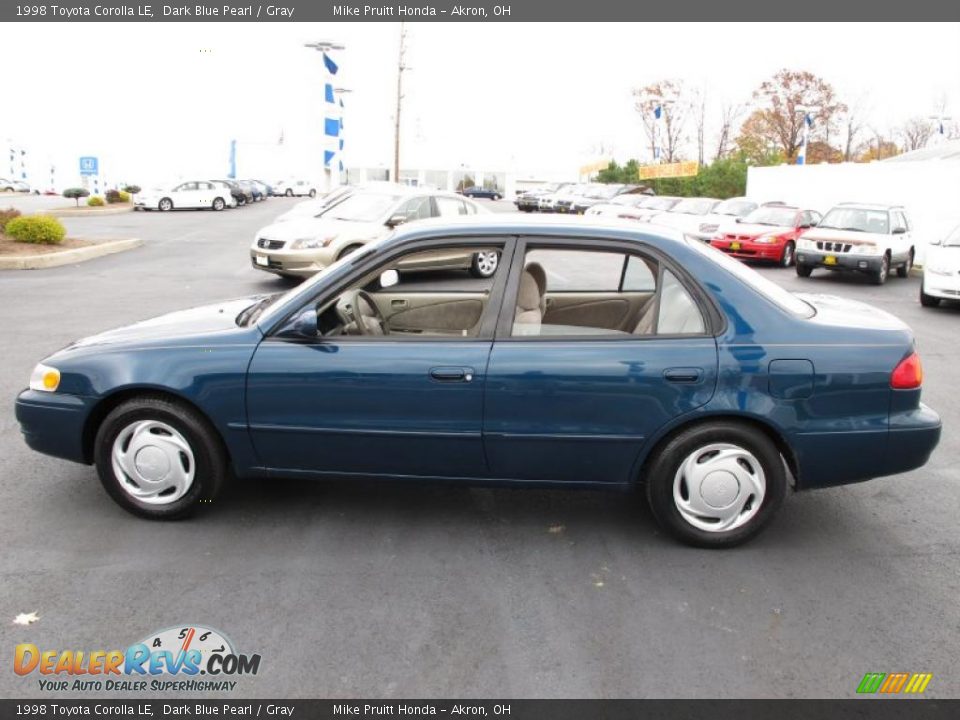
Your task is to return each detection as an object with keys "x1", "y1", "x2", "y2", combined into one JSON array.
[
  {"x1": 871, "y1": 254, "x2": 890, "y2": 285},
  {"x1": 795, "y1": 264, "x2": 812, "y2": 278},
  {"x1": 780, "y1": 241, "x2": 795, "y2": 268},
  {"x1": 285, "y1": 189, "x2": 293, "y2": 197},
  {"x1": 470, "y1": 250, "x2": 500, "y2": 278},
  {"x1": 94, "y1": 397, "x2": 227, "y2": 520},
  {"x1": 645, "y1": 422, "x2": 787, "y2": 548},
  {"x1": 212, "y1": 197, "x2": 225, "y2": 211},
  {"x1": 309, "y1": 189, "x2": 317, "y2": 198},
  {"x1": 158, "y1": 198, "x2": 173, "y2": 212},
  {"x1": 920, "y1": 282, "x2": 941, "y2": 307}
]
